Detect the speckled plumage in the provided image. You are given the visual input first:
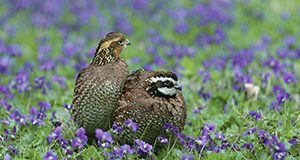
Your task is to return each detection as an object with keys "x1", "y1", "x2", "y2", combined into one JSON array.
[
  {"x1": 114, "y1": 69, "x2": 186, "y2": 145},
  {"x1": 72, "y1": 32, "x2": 129, "y2": 137}
]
